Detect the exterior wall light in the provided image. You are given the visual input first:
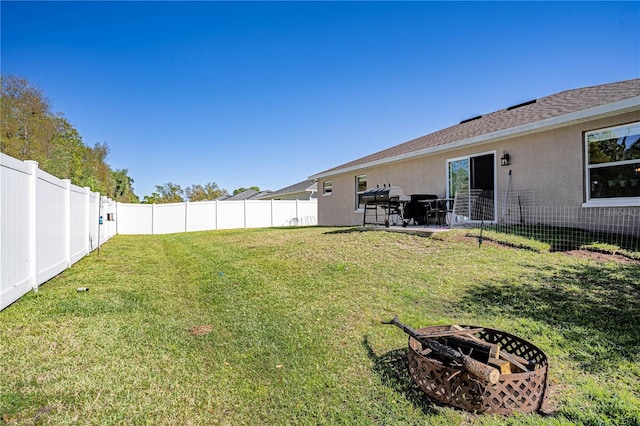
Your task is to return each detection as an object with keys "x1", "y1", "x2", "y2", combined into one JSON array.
[{"x1": 500, "y1": 151, "x2": 510, "y2": 166}]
